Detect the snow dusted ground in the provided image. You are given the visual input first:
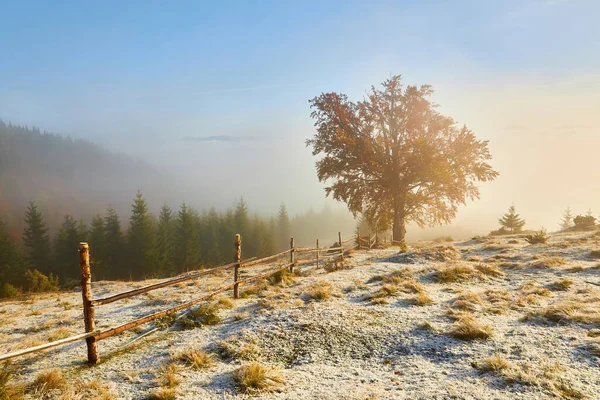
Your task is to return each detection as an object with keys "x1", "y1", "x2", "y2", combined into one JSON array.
[{"x1": 1, "y1": 231, "x2": 600, "y2": 399}]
